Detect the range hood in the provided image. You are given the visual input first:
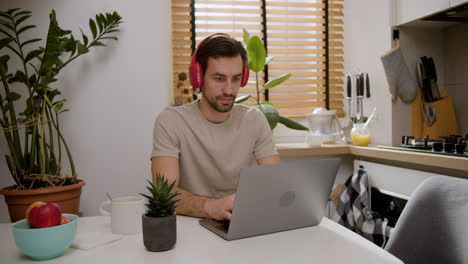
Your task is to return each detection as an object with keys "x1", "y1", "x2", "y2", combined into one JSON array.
[{"x1": 423, "y1": 3, "x2": 468, "y2": 22}]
